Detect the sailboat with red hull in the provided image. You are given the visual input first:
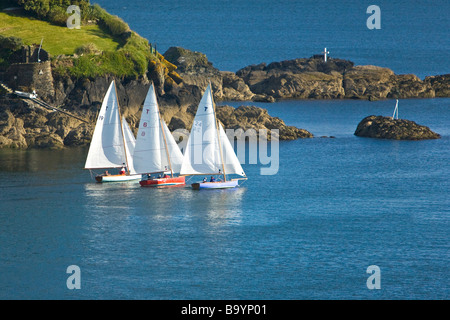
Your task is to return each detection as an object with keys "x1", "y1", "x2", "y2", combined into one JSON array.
[{"x1": 133, "y1": 83, "x2": 185, "y2": 187}]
